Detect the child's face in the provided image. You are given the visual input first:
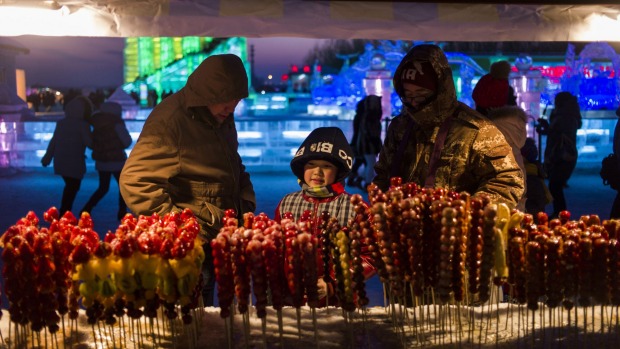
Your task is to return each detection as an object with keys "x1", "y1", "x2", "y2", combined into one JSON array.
[{"x1": 303, "y1": 159, "x2": 338, "y2": 187}]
